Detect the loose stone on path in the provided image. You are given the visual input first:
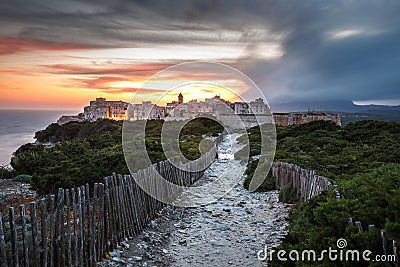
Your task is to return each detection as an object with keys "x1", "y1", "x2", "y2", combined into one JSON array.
[{"x1": 101, "y1": 134, "x2": 291, "y2": 267}]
